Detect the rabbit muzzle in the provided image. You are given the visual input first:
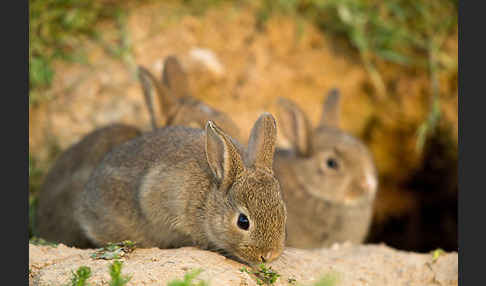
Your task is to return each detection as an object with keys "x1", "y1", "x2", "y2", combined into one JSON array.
[{"x1": 260, "y1": 248, "x2": 282, "y2": 263}]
